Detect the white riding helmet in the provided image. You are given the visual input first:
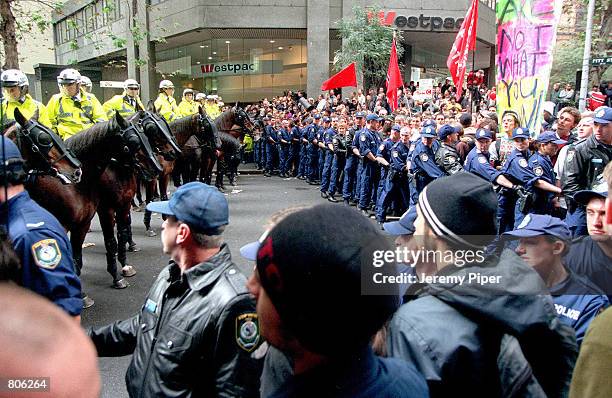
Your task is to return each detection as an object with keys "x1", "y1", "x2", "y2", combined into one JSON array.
[
  {"x1": 159, "y1": 80, "x2": 174, "y2": 89},
  {"x1": 195, "y1": 93, "x2": 206, "y2": 101},
  {"x1": 183, "y1": 88, "x2": 194, "y2": 96},
  {"x1": 57, "y1": 68, "x2": 81, "y2": 85},
  {"x1": 79, "y1": 75, "x2": 92, "y2": 89},
  {"x1": 206, "y1": 95, "x2": 215, "y2": 100},
  {"x1": 1, "y1": 69, "x2": 29, "y2": 88},
  {"x1": 124, "y1": 78, "x2": 140, "y2": 90}
]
